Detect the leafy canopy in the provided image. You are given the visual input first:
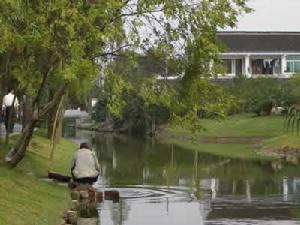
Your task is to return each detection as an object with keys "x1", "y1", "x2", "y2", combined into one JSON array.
[{"x1": 0, "y1": 0, "x2": 250, "y2": 135}]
